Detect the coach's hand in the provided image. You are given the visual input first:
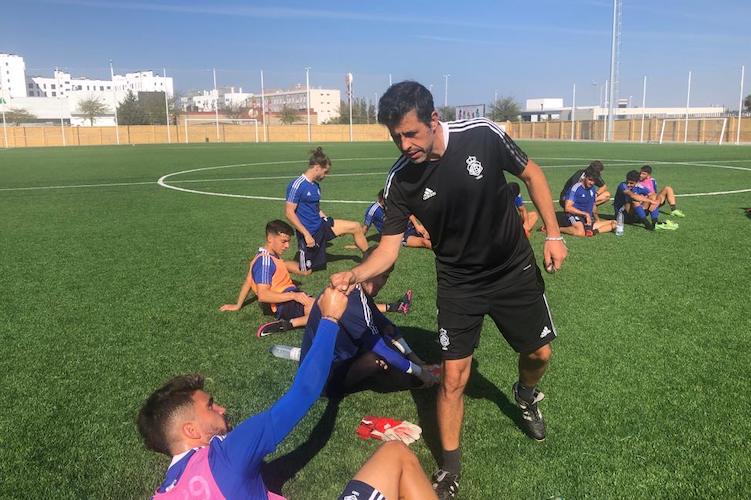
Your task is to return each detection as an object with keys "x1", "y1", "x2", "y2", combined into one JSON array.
[
  {"x1": 543, "y1": 238, "x2": 568, "y2": 273},
  {"x1": 318, "y1": 287, "x2": 348, "y2": 321},
  {"x1": 219, "y1": 304, "x2": 241, "y2": 312},
  {"x1": 330, "y1": 270, "x2": 357, "y2": 294}
]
